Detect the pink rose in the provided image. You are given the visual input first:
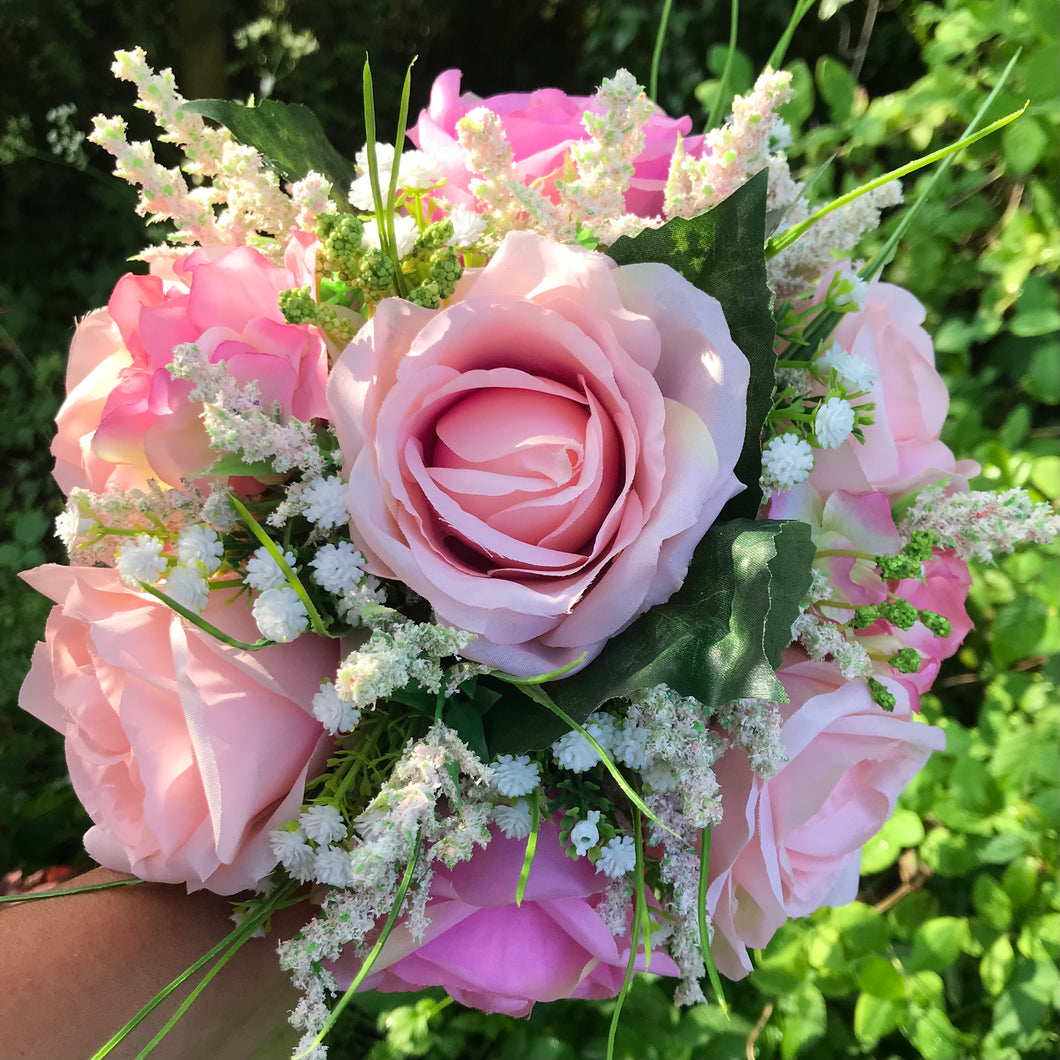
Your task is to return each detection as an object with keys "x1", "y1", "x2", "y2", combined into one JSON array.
[
  {"x1": 328, "y1": 231, "x2": 749, "y2": 676},
  {"x1": 769, "y1": 485, "x2": 972, "y2": 703},
  {"x1": 409, "y1": 69, "x2": 705, "y2": 217},
  {"x1": 336, "y1": 820, "x2": 677, "y2": 1015},
  {"x1": 706, "y1": 651, "x2": 945, "y2": 980},
  {"x1": 19, "y1": 565, "x2": 338, "y2": 894},
  {"x1": 807, "y1": 272, "x2": 978, "y2": 500},
  {"x1": 53, "y1": 242, "x2": 329, "y2": 494}
]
